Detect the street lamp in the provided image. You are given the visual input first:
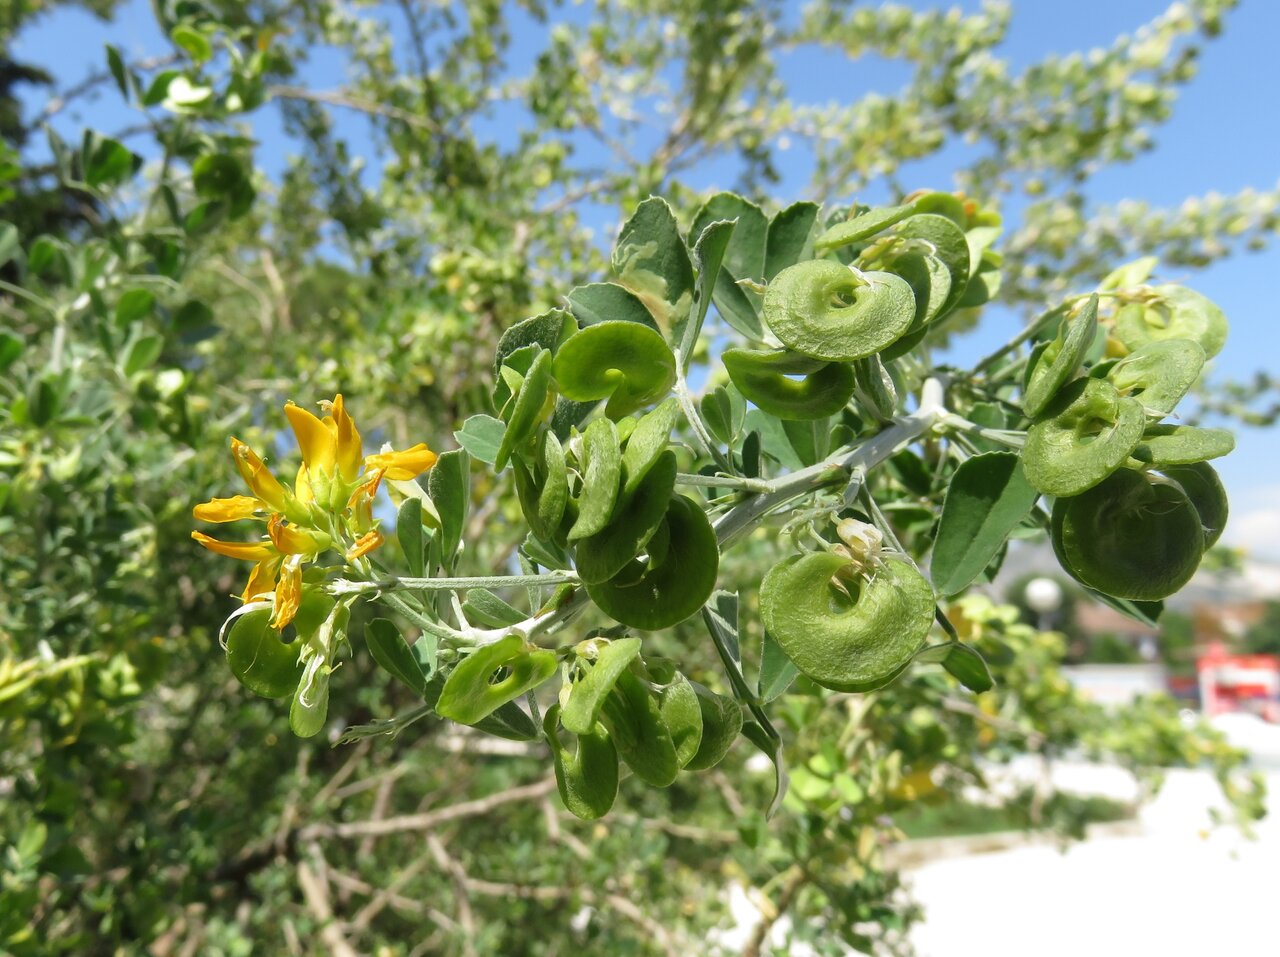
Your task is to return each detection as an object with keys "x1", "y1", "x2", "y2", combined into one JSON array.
[{"x1": 1024, "y1": 577, "x2": 1063, "y2": 632}]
